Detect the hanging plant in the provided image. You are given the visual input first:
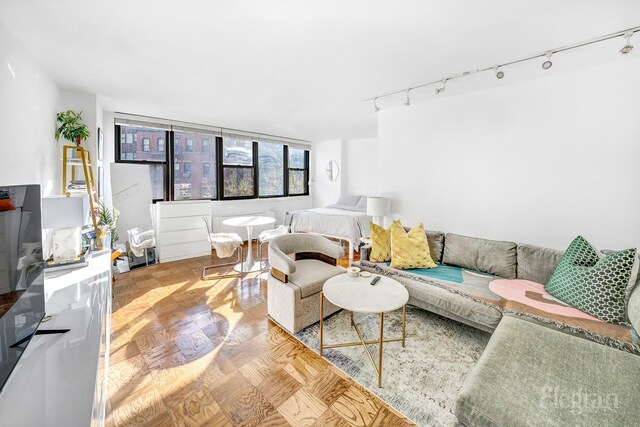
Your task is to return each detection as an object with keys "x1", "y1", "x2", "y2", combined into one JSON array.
[{"x1": 55, "y1": 110, "x2": 91, "y2": 147}]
